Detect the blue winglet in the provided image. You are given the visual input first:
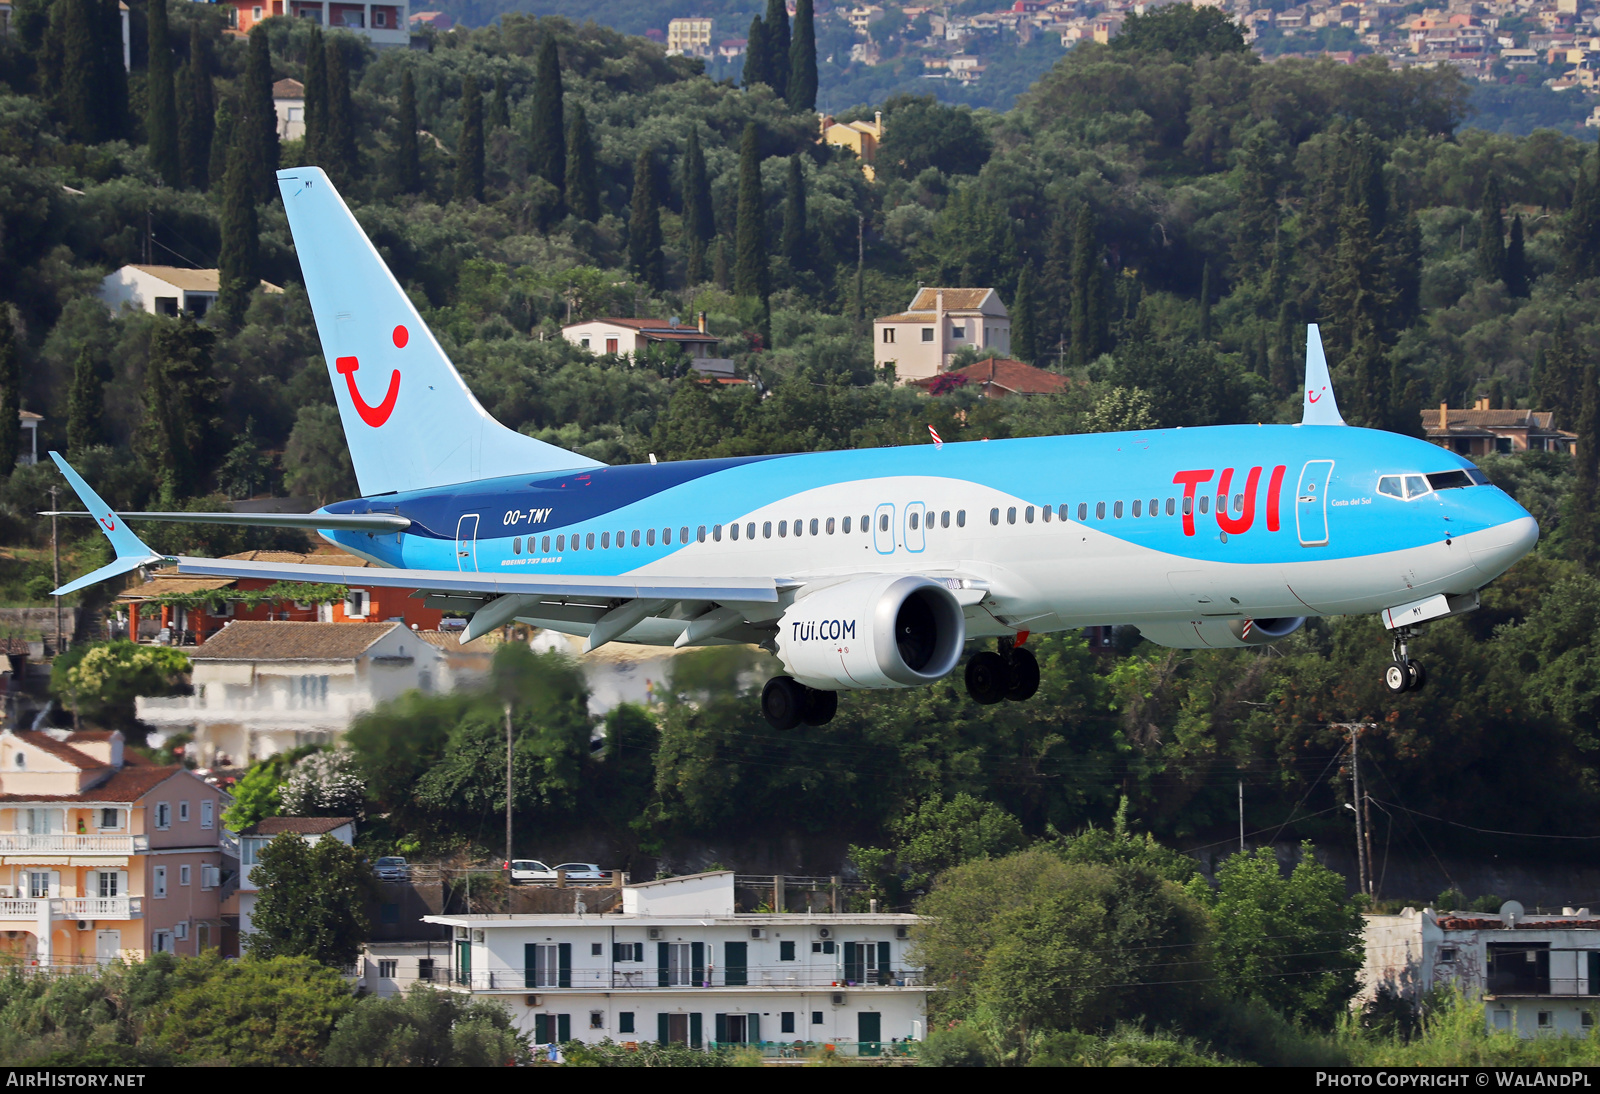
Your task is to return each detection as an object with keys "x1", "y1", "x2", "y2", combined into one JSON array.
[
  {"x1": 1302, "y1": 324, "x2": 1346, "y2": 426},
  {"x1": 47, "y1": 452, "x2": 165, "y2": 596}
]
